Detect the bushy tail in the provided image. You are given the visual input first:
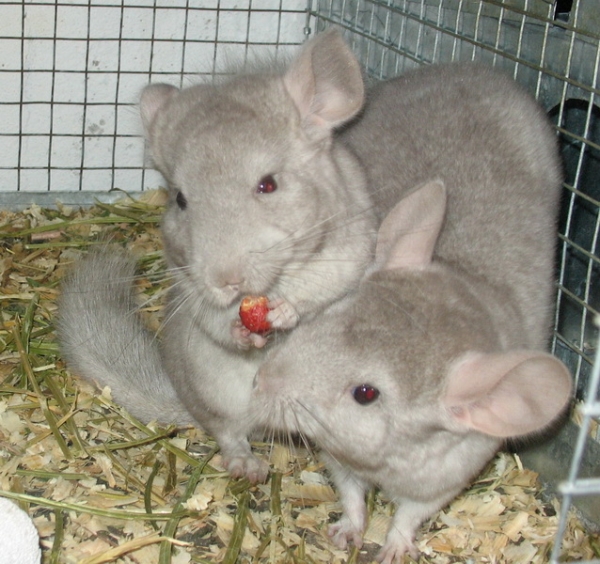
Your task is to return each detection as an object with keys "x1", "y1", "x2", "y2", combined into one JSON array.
[{"x1": 57, "y1": 248, "x2": 195, "y2": 426}]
